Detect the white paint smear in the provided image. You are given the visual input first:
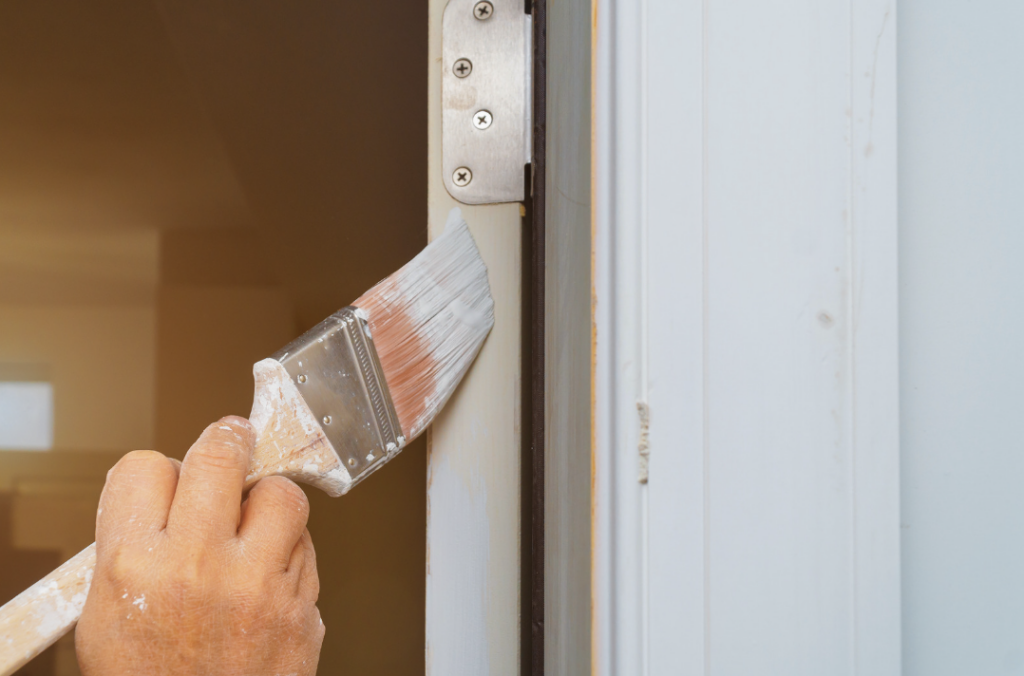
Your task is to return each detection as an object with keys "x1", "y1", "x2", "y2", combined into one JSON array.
[{"x1": 426, "y1": 455, "x2": 490, "y2": 674}]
